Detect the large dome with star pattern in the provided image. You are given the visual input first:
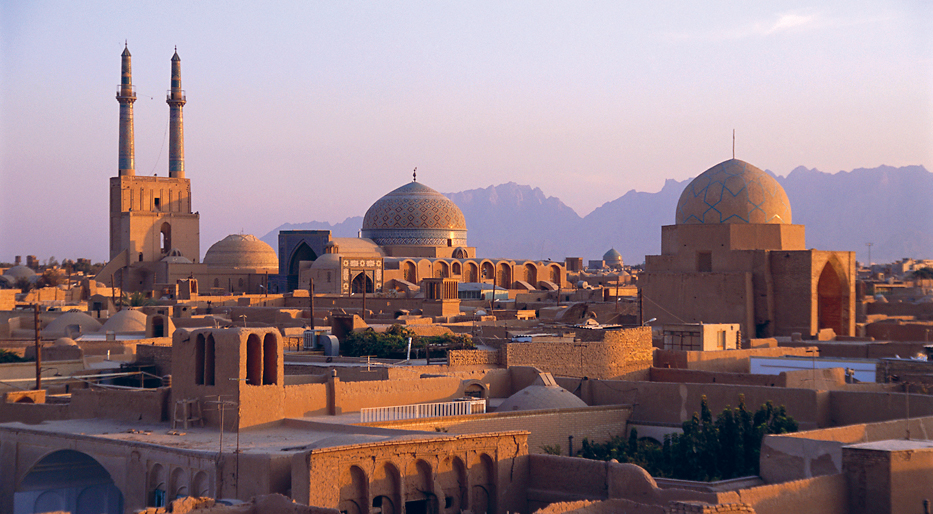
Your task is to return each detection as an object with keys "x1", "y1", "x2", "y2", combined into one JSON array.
[
  {"x1": 361, "y1": 181, "x2": 467, "y2": 247},
  {"x1": 676, "y1": 159, "x2": 792, "y2": 225}
]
